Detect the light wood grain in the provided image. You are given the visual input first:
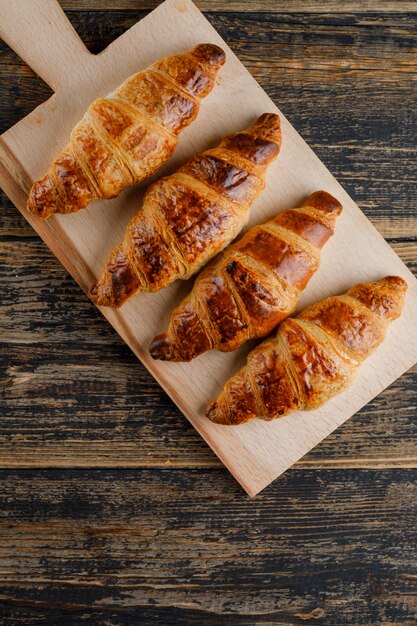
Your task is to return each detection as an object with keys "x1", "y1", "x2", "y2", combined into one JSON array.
[
  {"x1": 1, "y1": 0, "x2": 417, "y2": 496},
  {"x1": 0, "y1": 0, "x2": 89, "y2": 92}
]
